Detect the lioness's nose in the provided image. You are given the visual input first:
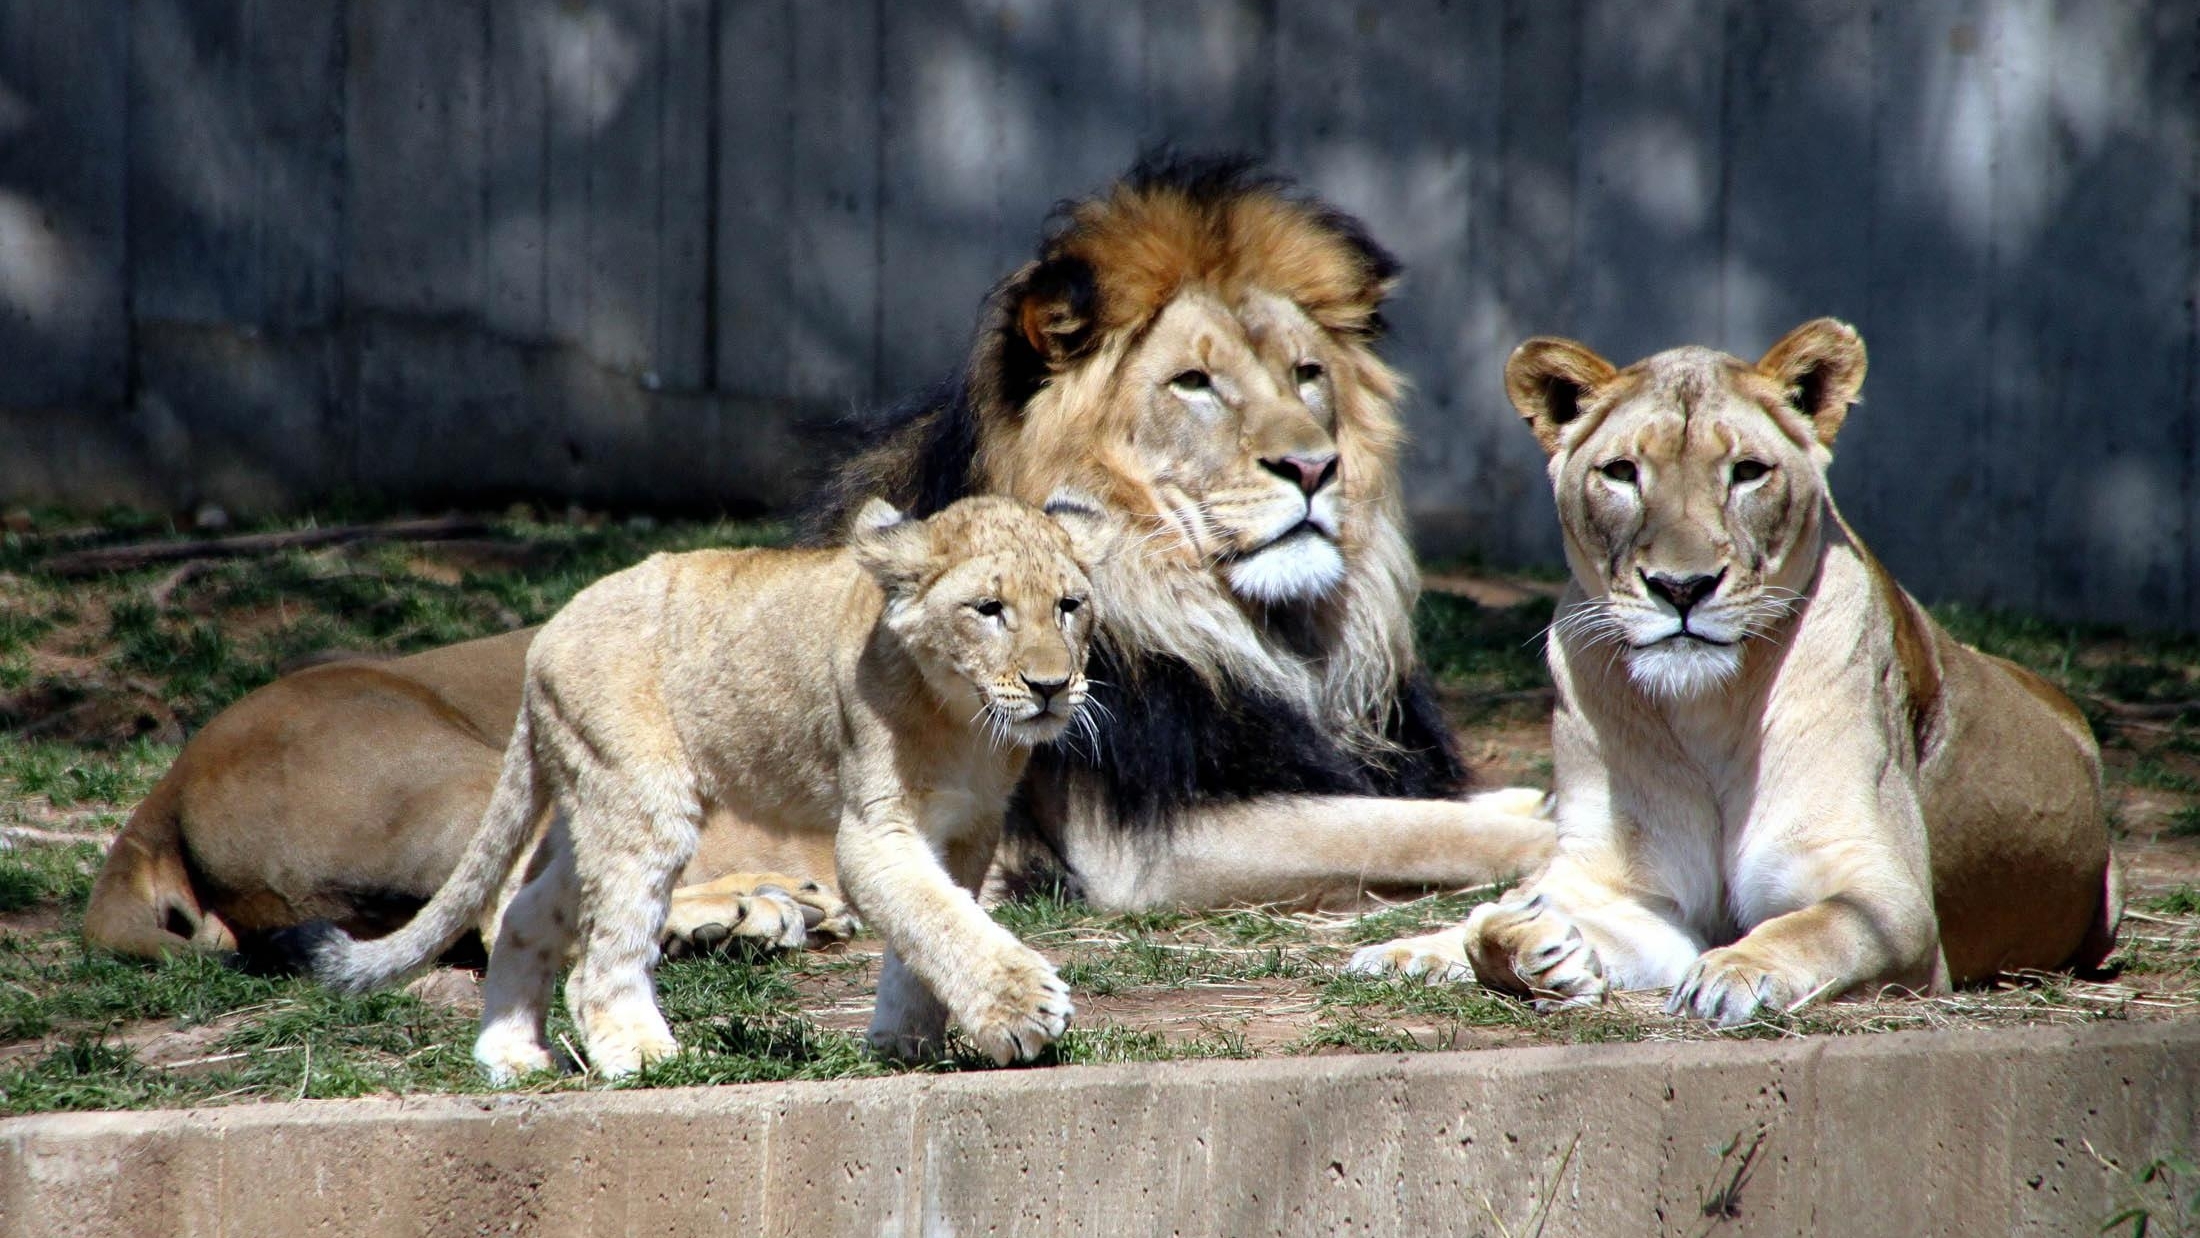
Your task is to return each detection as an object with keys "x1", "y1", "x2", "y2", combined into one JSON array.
[
  {"x1": 1262, "y1": 452, "x2": 1339, "y2": 497},
  {"x1": 1642, "y1": 570, "x2": 1723, "y2": 618},
  {"x1": 1022, "y1": 673, "x2": 1070, "y2": 705}
]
